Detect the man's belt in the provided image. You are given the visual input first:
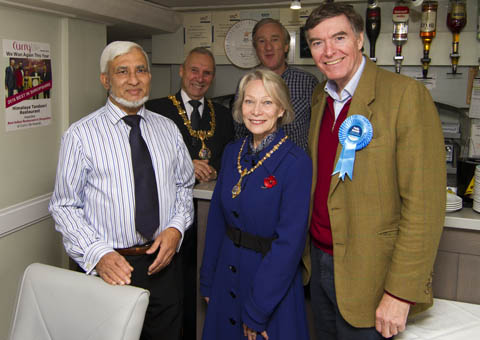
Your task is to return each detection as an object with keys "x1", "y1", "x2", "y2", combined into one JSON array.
[
  {"x1": 115, "y1": 242, "x2": 153, "y2": 256},
  {"x1": 226, "y1": 226, "x2": 277, "y2": 257}
]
